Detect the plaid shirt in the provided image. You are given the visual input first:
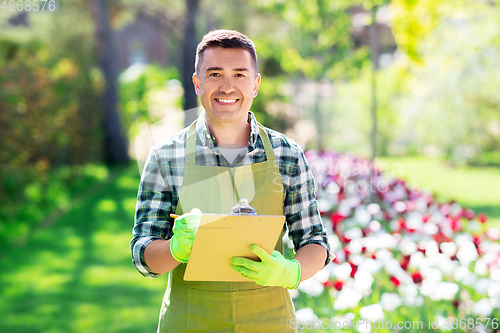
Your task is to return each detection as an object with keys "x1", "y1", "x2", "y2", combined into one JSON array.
[{"x1": 131, "y1": 111, "x2": 332, "y2": 278}]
